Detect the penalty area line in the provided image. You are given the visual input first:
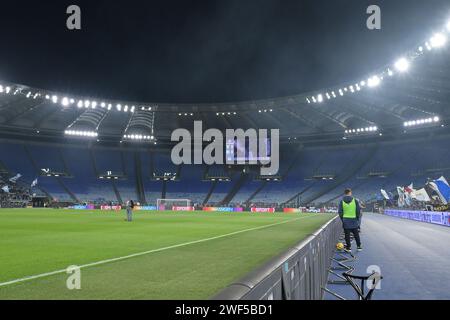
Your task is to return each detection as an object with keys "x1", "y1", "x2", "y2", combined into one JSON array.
[{"x1": 0, "y1": 215, "x2": 318, "y2": 288}]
